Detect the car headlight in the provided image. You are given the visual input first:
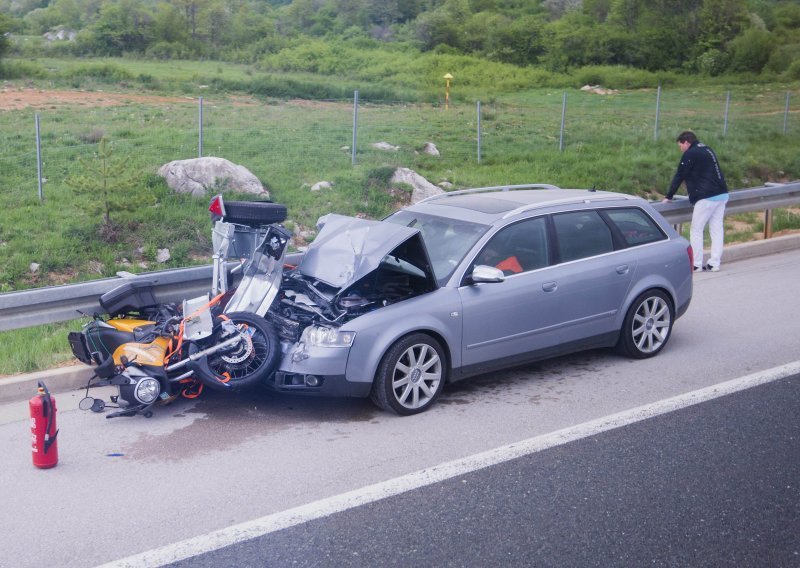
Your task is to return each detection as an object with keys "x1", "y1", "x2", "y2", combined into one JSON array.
[
  {"x1": 134, "y1": 377, "x2": 161, "y2": 404},
  {"x1": 300, "y1": 325, "x2": 356, "y2": 348}
]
